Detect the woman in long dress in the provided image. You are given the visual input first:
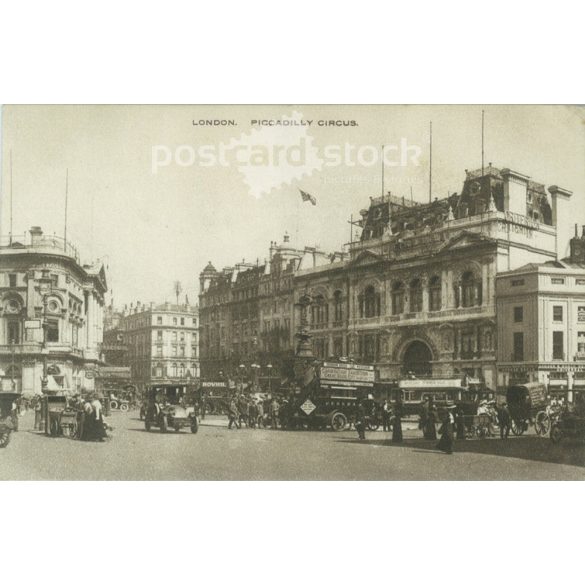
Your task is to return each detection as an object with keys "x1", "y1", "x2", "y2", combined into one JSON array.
[{"x1": 436, "y1": 406, "x2": 455, "y2": 454}]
